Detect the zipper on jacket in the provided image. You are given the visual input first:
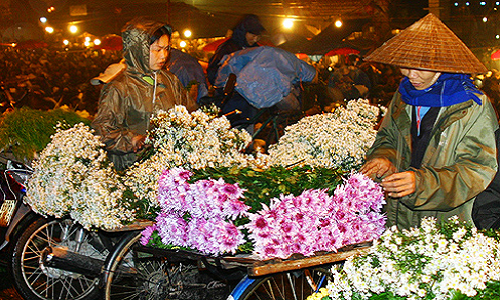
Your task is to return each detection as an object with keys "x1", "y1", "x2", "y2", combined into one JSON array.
[{"x1": 152, "y1": 71, "x2": 158, "y2": 108}]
